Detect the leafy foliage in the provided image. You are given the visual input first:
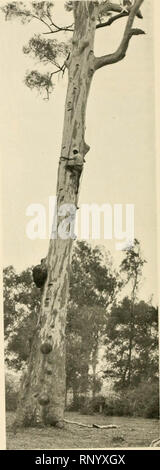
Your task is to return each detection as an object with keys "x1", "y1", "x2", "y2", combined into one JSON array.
[
  {"x1": 66, "y1": 241, "x2": 118, "y2": 400},
  {"x1": 1, "y1": 1, "x2": 32, "y2": 23},
  {"x1": 1, "y1": 1, "x2": 54, "y2": 23},
  {"x1": 120, "y1": 238, "x2": 146, "y2": 284},
  {"x1": 105, "y1": 239, "x2": 149, "y2": 388},
  {"x1": 23, "y1": 35, "x2": 69, "y2": 64},
  {"x1": 103, "y1": 381, "x2": 159, "y2": 419},
  {"x1": 24, "y1": 70, "x2": 54, "y2": 96},
  {"x1": 64, "y1": 1, "x2": 76, "y2": 12},
  {"x1": 1, "y1": 1, "x2": 117, "y2": 98},
  {"x1": 3, "y1": 242, "x2": 117, "y2": 393},
  {"x1": 3, "y1": 266, "x2": 41, "y2": 369},
  {"x1": 2, "y1": 1, "x2": 71, "y2": 97},
  {"x1": 70, "y1": 241, "x2": 117, "y2": 308},
  {"x1": 66, "y1": 304, "x2": 104, "y2": 400},
  {"x1": 5, "y1": 369, "x2": 21, "y2": 411},
  {"x1": 3, "y1": 241, "x2": 158, "y2": 415},
  {"x1": 31, "y1": 0, "x2": 54, "y2": 19}
]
